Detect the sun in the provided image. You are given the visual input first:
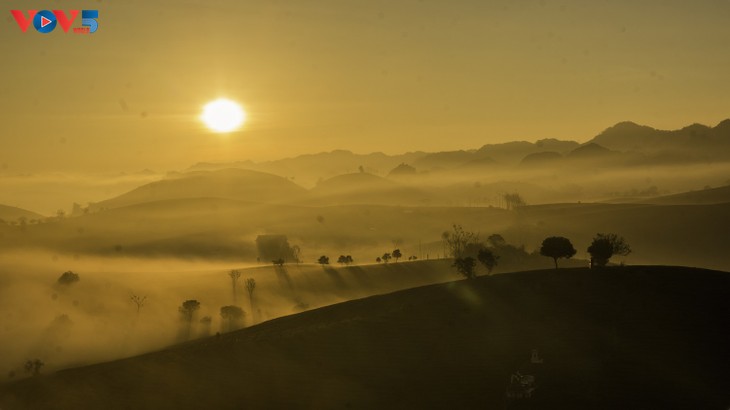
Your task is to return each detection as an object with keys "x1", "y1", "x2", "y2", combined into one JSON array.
[{"x1": 200, "y1": 98, "x2": 246, "y2": 133}]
